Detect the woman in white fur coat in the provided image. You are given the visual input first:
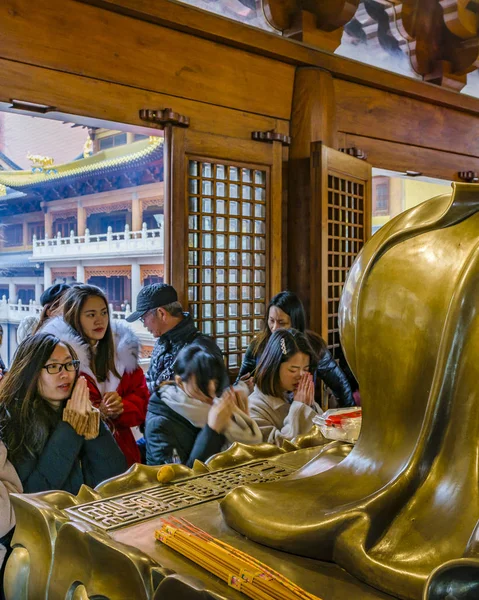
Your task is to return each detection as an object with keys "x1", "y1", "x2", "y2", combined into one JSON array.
[
  {"x1": 42, "y1": 284, "x2": 149, "y2": 466},
  {"x1": 145, "y1": 344, "x2": 262, "y2": 466}
]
